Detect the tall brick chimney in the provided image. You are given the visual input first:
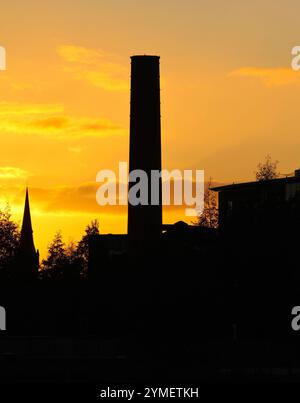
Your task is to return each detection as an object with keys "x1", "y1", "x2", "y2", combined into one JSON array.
[{"x1": 127, "y1": 55, "x2": 162, "y2": 250}]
